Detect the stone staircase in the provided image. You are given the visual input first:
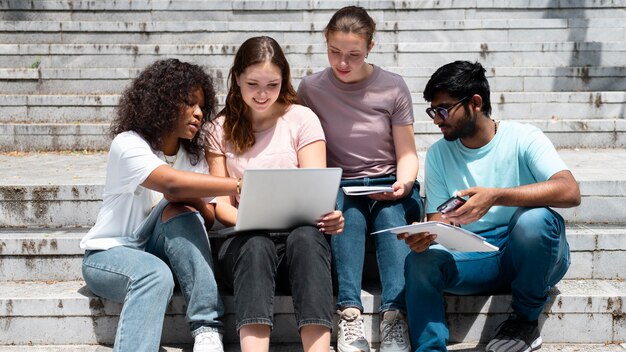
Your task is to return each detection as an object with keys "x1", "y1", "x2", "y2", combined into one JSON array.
[{"x1": 1, "y1": 1, "x2": 625, "y2": 350}]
